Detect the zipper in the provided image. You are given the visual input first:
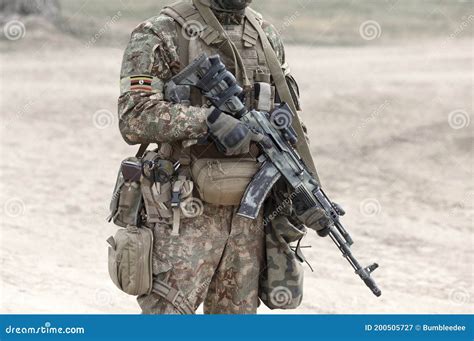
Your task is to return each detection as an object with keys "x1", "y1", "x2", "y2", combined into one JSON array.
[
  {"x1": 206, "y1": 160, "x2": 256, "y2": 181},
  {"x1": 128, "y1": 226, "x2": 144, "y2": 295},
  {"x1": 136, "y1": 230, "x2": 144, "y2": 294}
]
